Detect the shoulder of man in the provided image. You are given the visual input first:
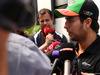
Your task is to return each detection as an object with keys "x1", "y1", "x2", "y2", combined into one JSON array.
[{"x1": 7, "y1": 33, "x2": 52, "y2": 75}]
